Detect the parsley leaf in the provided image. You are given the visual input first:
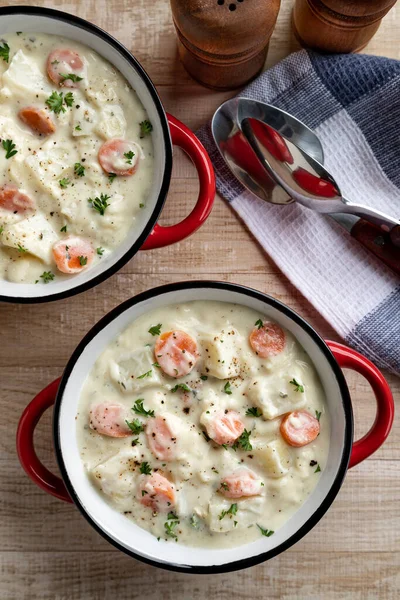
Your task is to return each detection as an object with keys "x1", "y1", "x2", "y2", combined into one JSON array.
[
  {"x1": 223, "y1": 381, "x2": 232, "y2": 395},
  {"x1": 74, "y1": 162, "x2": 85, "y2": 177},
  {"x1": 148, "y1": 323, "x2": 162, "y2": 336},
  {"x1": 257, "y1": 524, "x2": 274, "y2": 537},
  {"x1": 219, "y1": 503, "x2": 238, "y2": 520},
  {"x1": 2, "y1": 139, "x2": 17, "y2": 159},
  {"x1": 88, "y1": 193, "x2": 111, "y2": 216},
  {"x1": 254, "y1": 318, "x2": 264, "y2": 329},
  {"x1": 200, "y1": 375, "x2": 208, "y2": 381},
  {"x1": 190, "y1": 515, "x2": 199, "y2": 529},
  {"x1": 140, "y1": 461, "x2": 152, "y2": 475},
  {"x1": 315, "y1": 410, "x2": 322, "y2": 421},
  {"x1": 0, "y1": 226, "x2": 3, "y2": 235},
  {"x1": 164, "y1": 518, "x2": 179, "y2": 539},
  {"x1": 220, "y1": 482, "x2": 229, "y2": 491},
  {"x1": 40, "y1": 271, "x2": 55, "y2": 284},
  {"x1": 0, "y1": 42, "x2": 10, "y2": 63},
  {"x1": 289, "y1": 378, "x2": 304, "y2": 393},
  {"x1": 167, "y1": 511, "x2": 179, "y2": 521},
  {"x1": 108, "y1": 173, "x2": 117, "y2": 183},
  {"x1": 152, "y1": 362, "x2": 161, "y2": 368},
  {"x1": 60, "y1": 73, "x2": 83, "y2": 83},
  {"x1": 64, "y1": 92, "x2": 74, "y2": 107},
  {"x1": 75, "y1": 125, "x2": 82, "y2": 131},
  {"x1": 140, "y1": 120, "x2": 153, "y2": 137},
  {"x1": 132, "y1": 398, "x2": 155, "y2": 418},
  {"x1": 59, "y1": 178, "x2": 70, "y2": 189},
  {"x1": 45, "y1": 91, "x2": 66, "y2": 114},
  {"x1": 137, "y1": 369, "x2": 152, "y2": 379},
  {"x1": 124, "y1": 150, "x2": 135, "y2": 165},
  {"x1": 60, "y1": 225, "x2": 67, "y2": 233},
  {"x1": 245, "y1": 407, "x2": 262, "y2": 417},
  {"x1": 232, "y1": 429, "x2": 252, "y2": 451},
  {"x1": 171, "y1": 383, "x2": 191, "y2": 393},
  {"x1": 96, "y1": 247, "x2": 104, "y2": 256},
  {"x1": 125, "y1": 418, "x2": 144, "y2": 435},
  {"x1": 78, "y1": 255, "x2": 87, "y2": 266},
  {"x1": 315, "y1": 464, "x2": 321, "y2": 473},
  {"x1": 17, "y1": 244, "x2": 27, "y2": 253}
]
